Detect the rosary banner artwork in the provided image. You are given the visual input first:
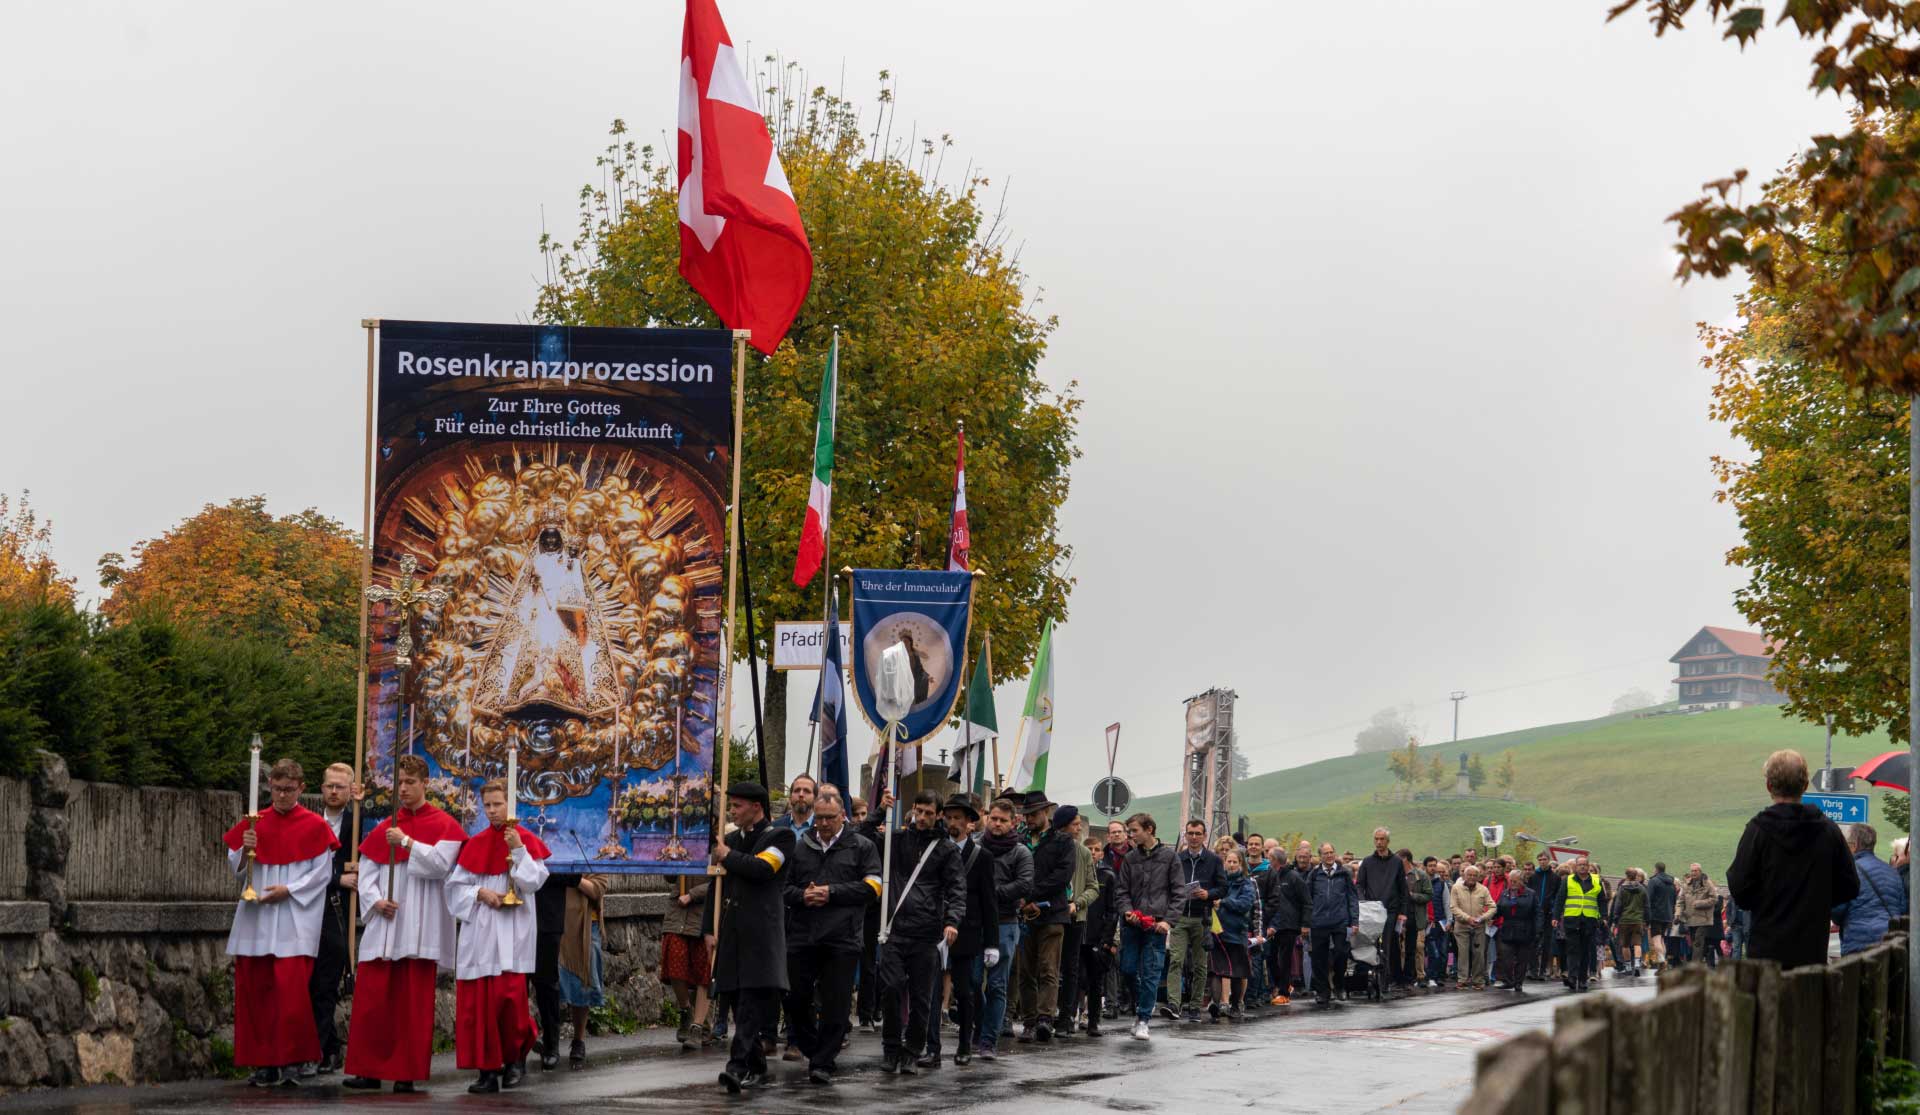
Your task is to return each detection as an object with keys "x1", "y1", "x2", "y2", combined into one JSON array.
[
  {"x1": 849, "y1": 569, "x2": 974, "y2": 746},
  {"x1": 365, "y1": 320, "x2": 733, "y2": 875}
]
